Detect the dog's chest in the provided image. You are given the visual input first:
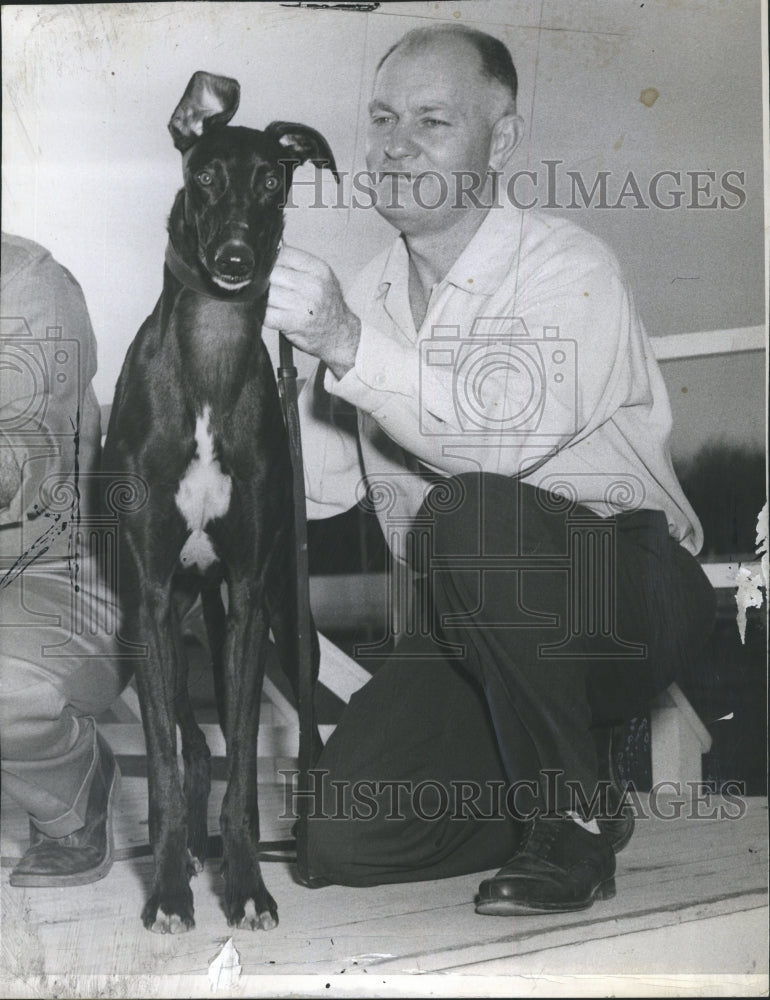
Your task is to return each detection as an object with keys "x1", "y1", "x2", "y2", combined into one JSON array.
[{"x1": 175, "y1": 405, "x2": 231, "y2": 570}]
